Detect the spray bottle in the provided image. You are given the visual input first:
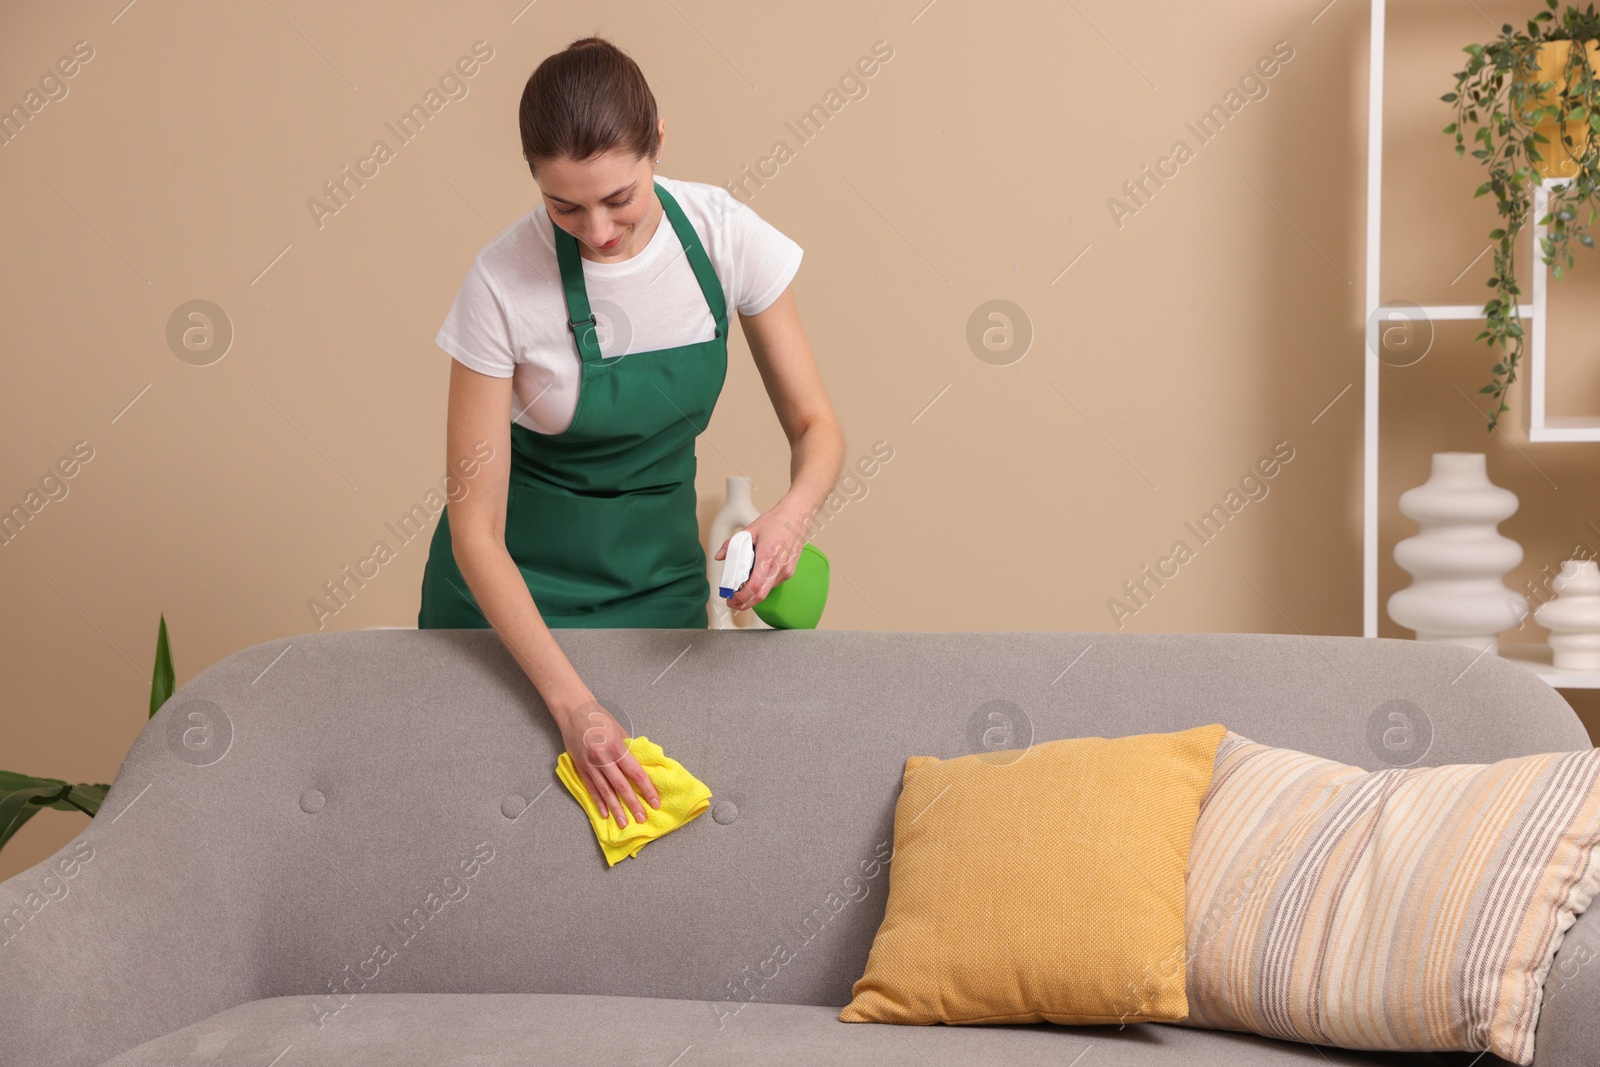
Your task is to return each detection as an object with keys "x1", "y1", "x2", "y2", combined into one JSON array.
[{"x1": 718, "y1": 529, "x2": 831, "y2": 630}]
